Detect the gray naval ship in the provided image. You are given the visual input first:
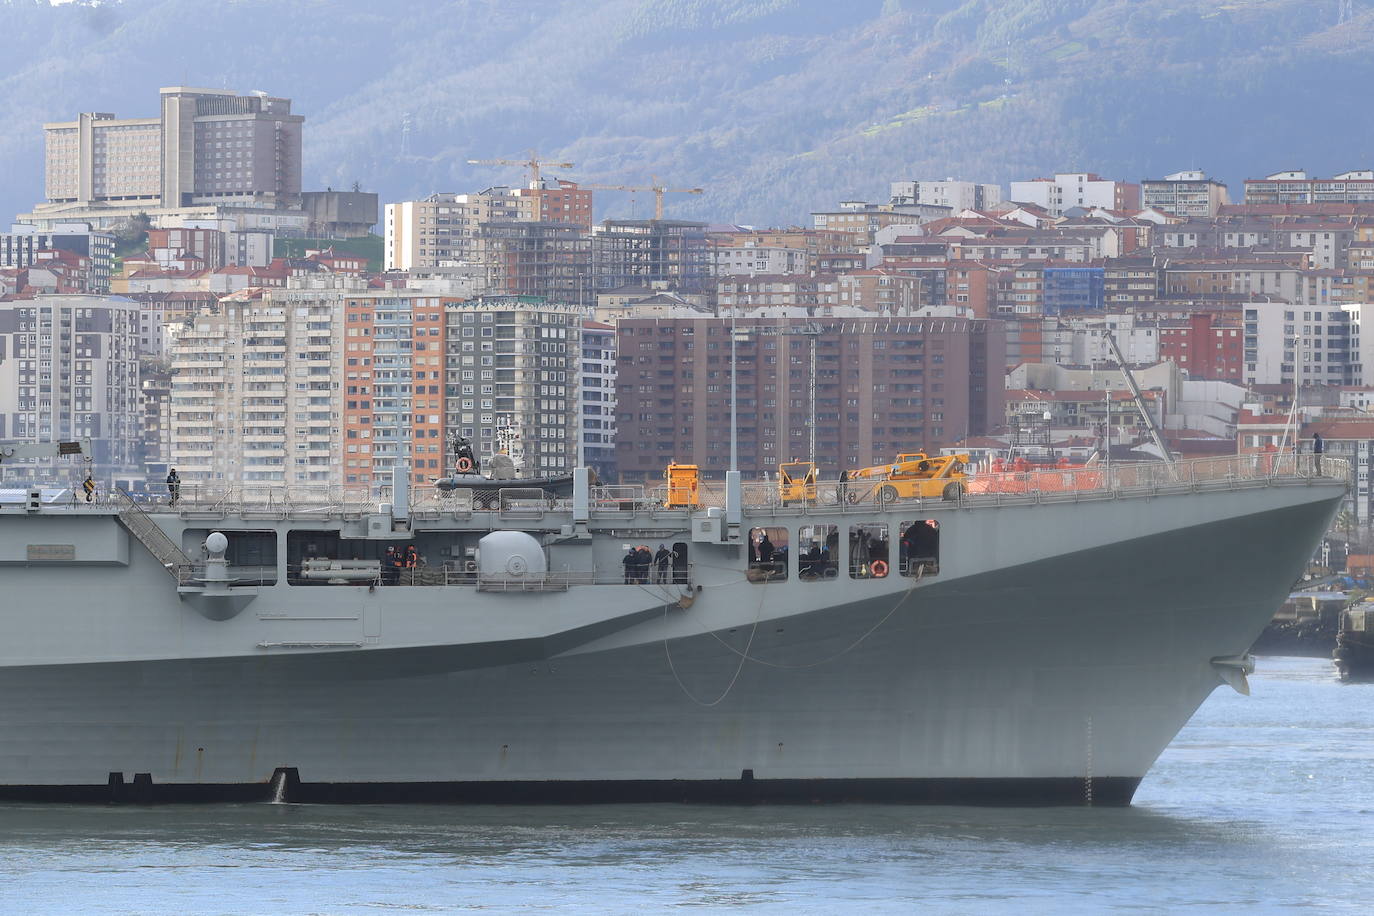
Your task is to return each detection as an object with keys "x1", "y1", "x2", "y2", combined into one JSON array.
[{"x1": 0, "y1": 445, "x2": 1346, "y2": 805}]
